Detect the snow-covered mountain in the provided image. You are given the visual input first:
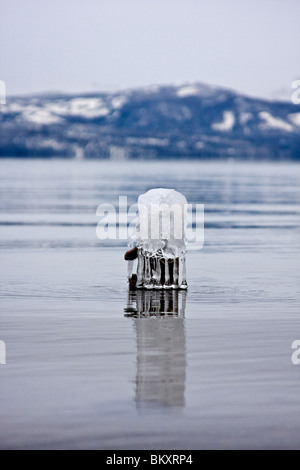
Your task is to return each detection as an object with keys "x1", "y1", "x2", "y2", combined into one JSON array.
[{"x1": 0, "y1": 82, "x2": 299, "y2": 160}]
